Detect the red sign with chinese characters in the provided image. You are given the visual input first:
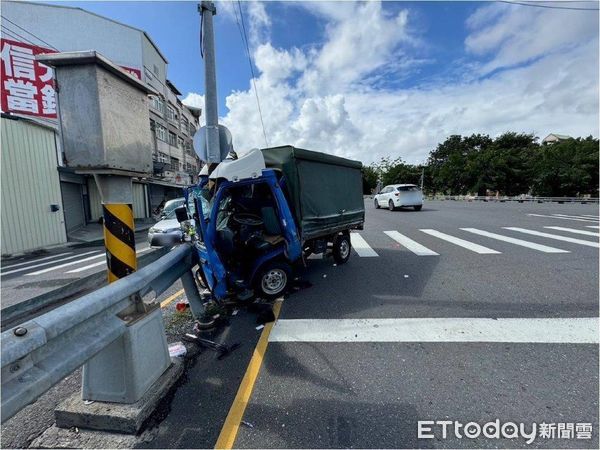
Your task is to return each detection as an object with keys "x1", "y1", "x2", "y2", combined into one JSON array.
[
  {"x1": 1, "y1": 38, "x2": 58, "y2": 118},
  {"x1": 1, "y1": 38, "x2": 143, "y2": 119}
]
